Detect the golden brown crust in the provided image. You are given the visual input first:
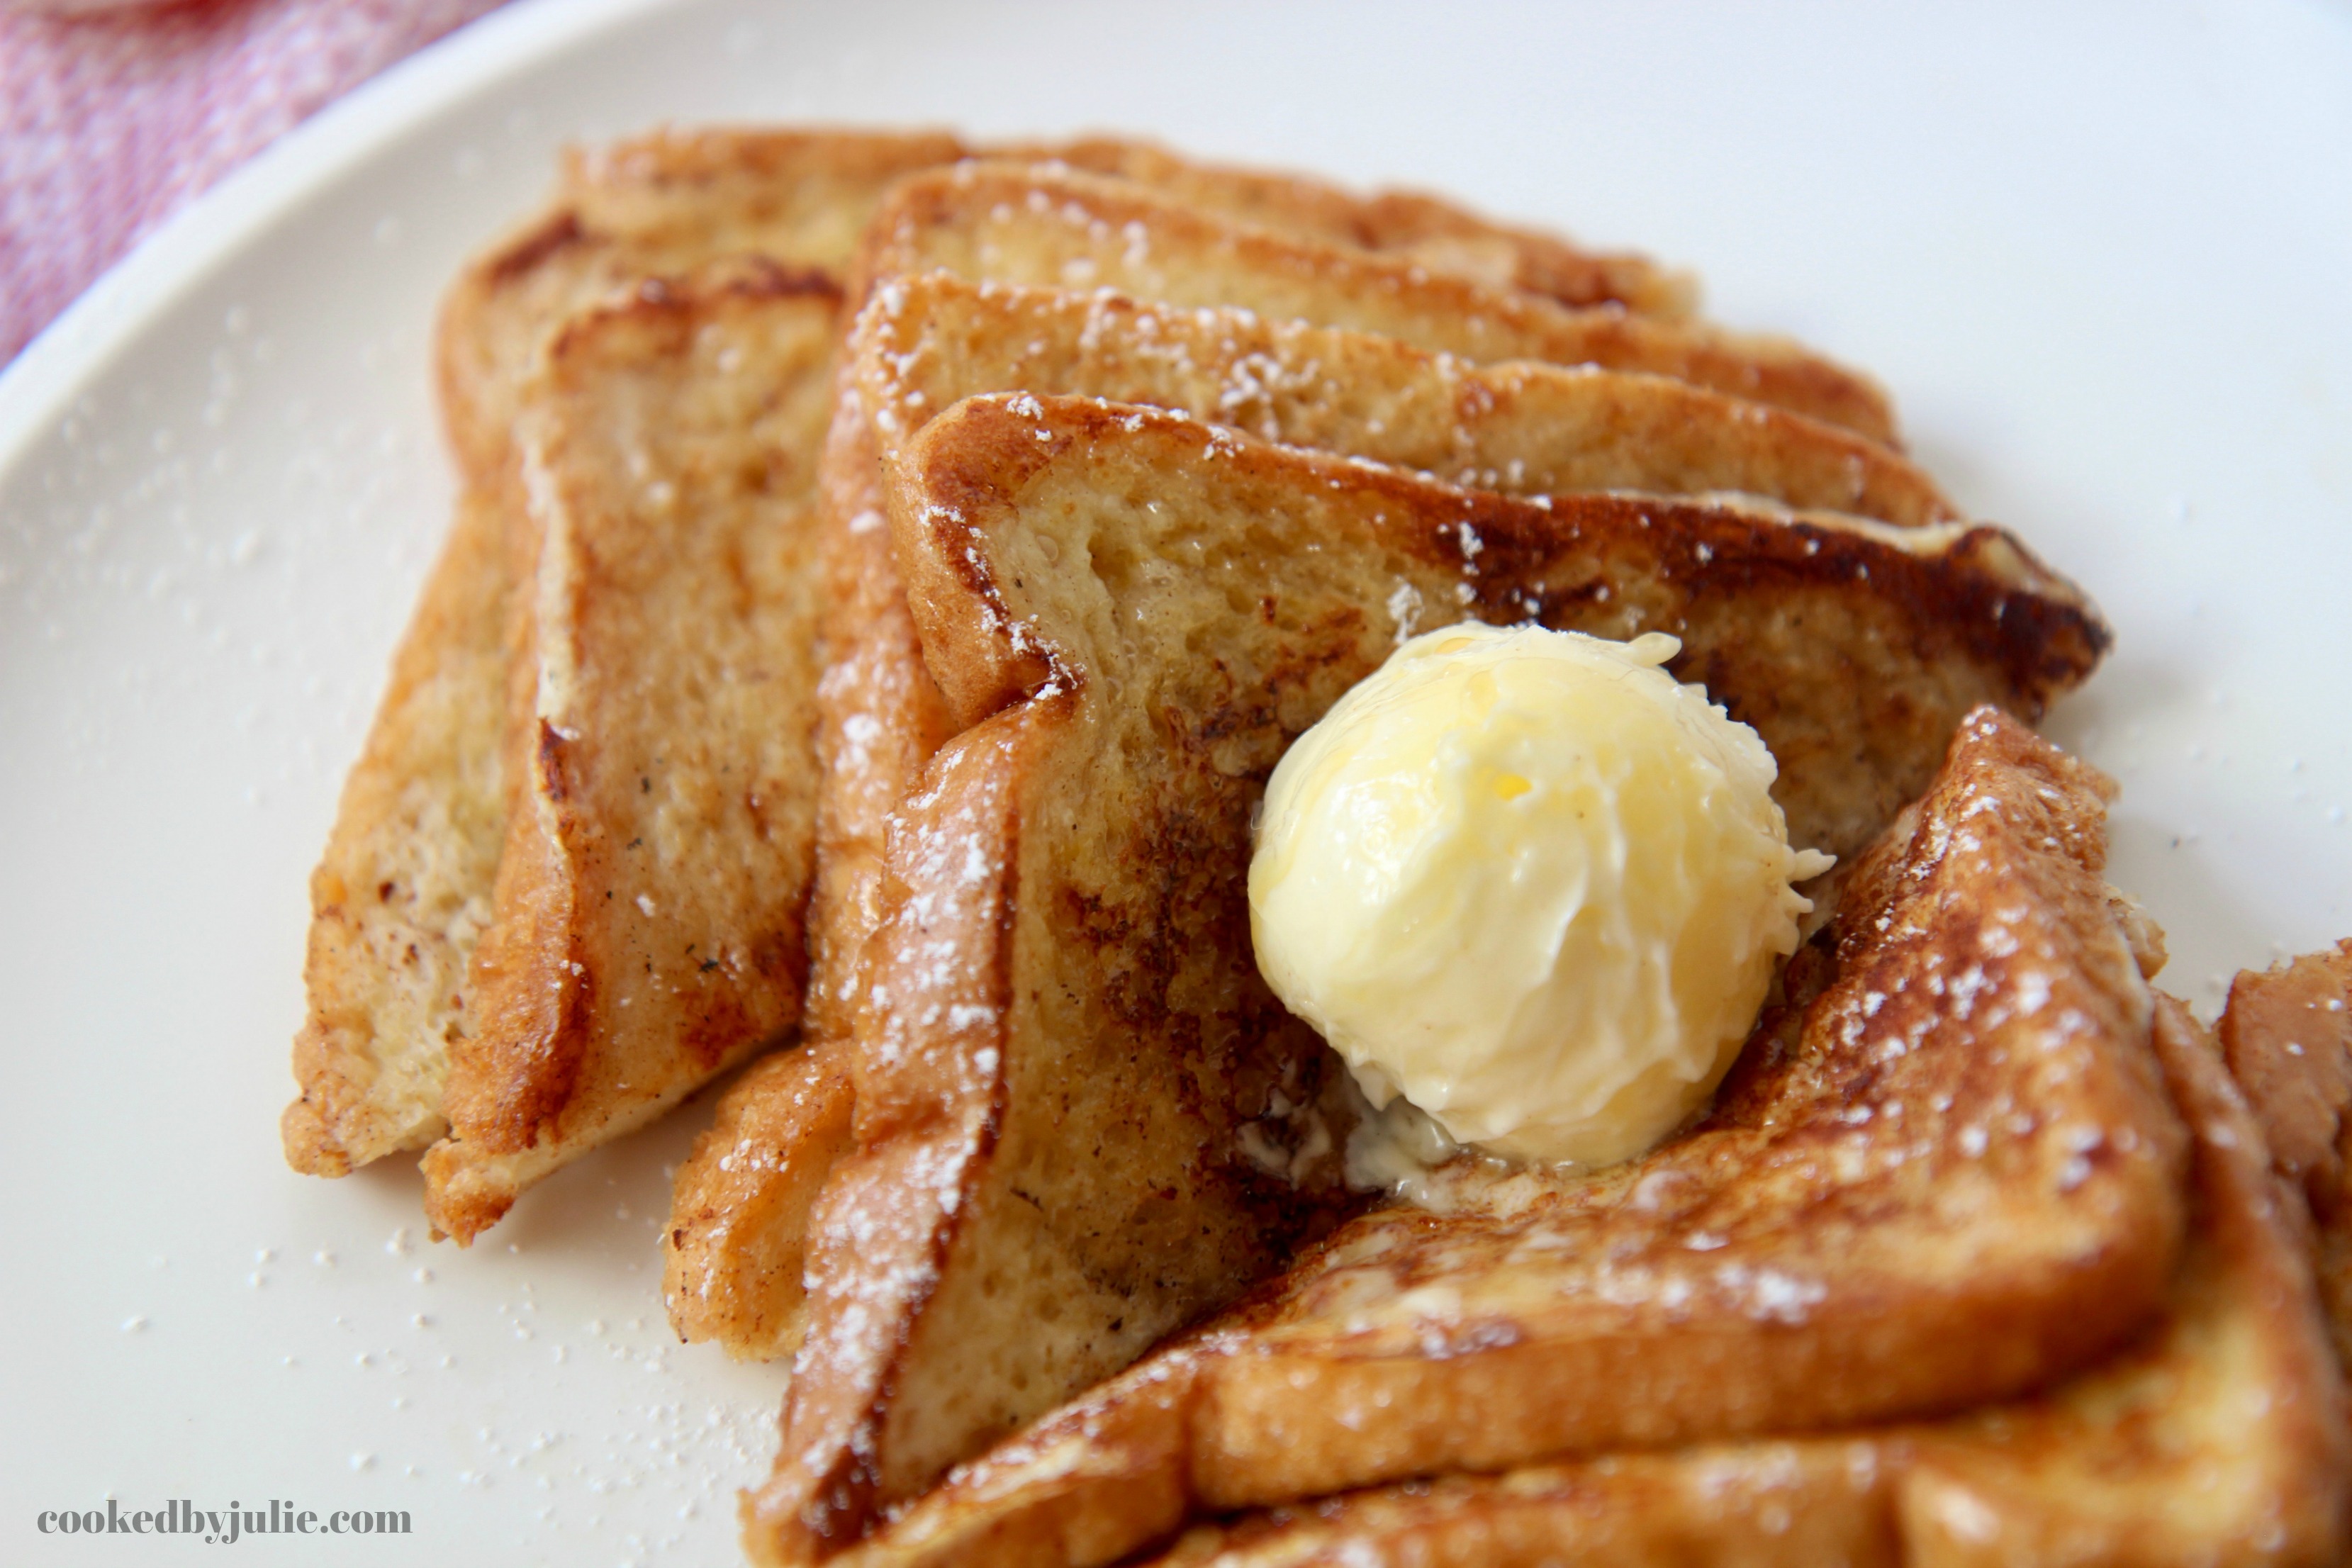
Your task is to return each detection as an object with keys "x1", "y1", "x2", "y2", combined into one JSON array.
[
  {"x1": 561, "y1": 128, "x2": 973, "y2": 265},
  {"x1": 435, "y1": 208, "x2": 615, "y2": 487},
  {"x1": 2221, "y1": 941, "x2": 2352, "y2": 1209},
  {"x1": 1891, "y1": 994, "x2": 2350, "y2": 1568},
  {"x1": 1143, "y1": 1444, "x2": 1899, "y2": 1568},
  {"x1": 750, "y1": 703, "x2": 1053, "y2": 1562},
  {"x1": 804, "y1": 362, "x2": 960, "y2": 1052},
  {"x1": 421, "y1": 266, "x2": 839, "y2": 1241},
  {"x1": 859, "y1": 164, "x2": 1896, "y2": 444}
]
